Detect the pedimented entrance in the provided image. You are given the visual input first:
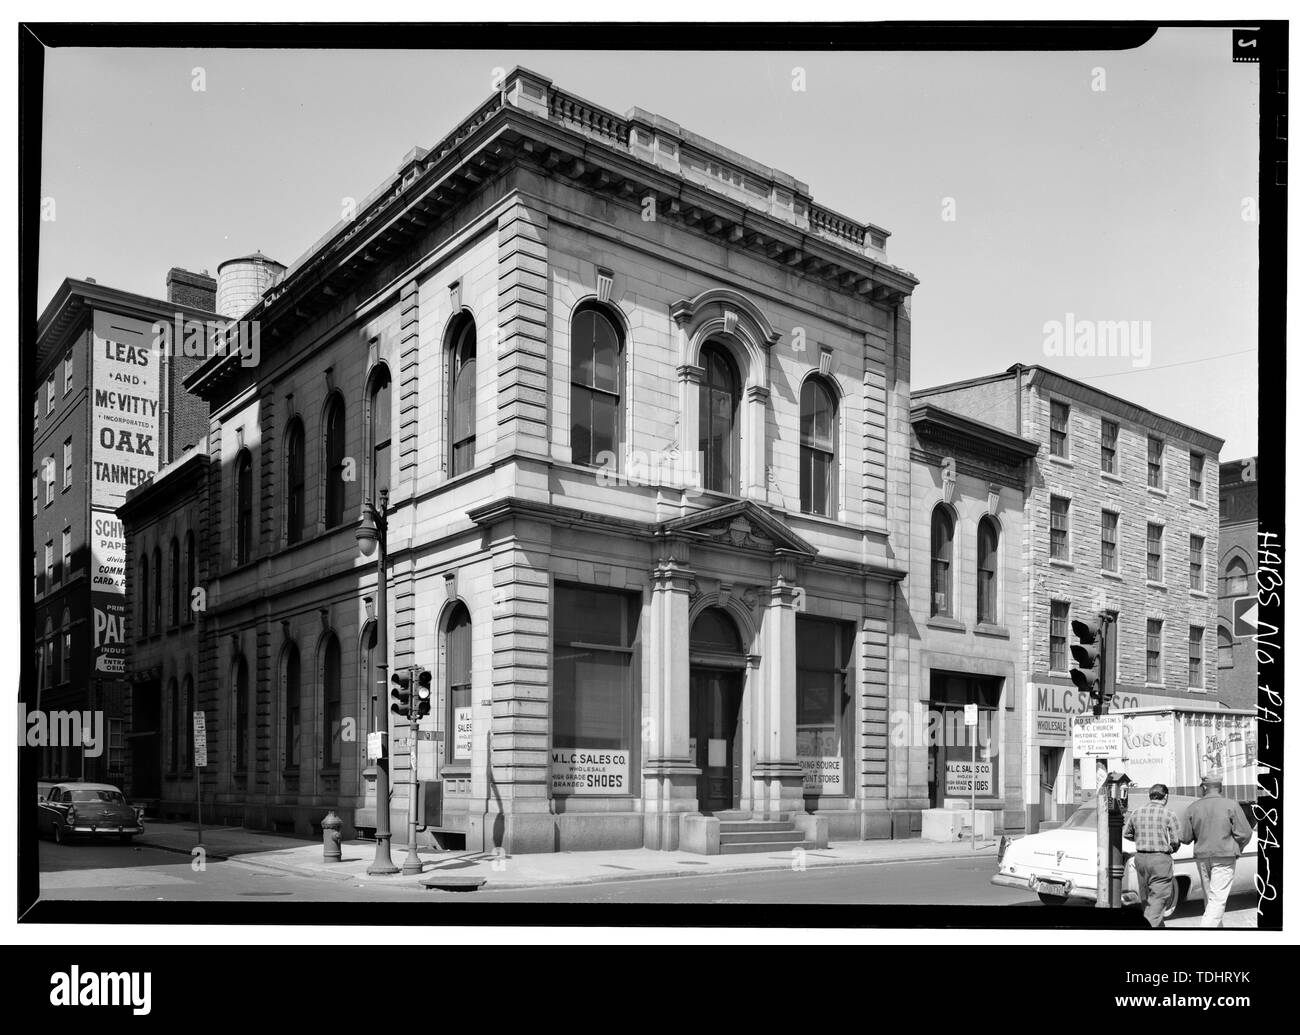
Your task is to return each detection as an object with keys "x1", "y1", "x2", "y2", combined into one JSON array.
[{"x1": 689, "y1": 607, "x2": 747, "y2": 815}]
